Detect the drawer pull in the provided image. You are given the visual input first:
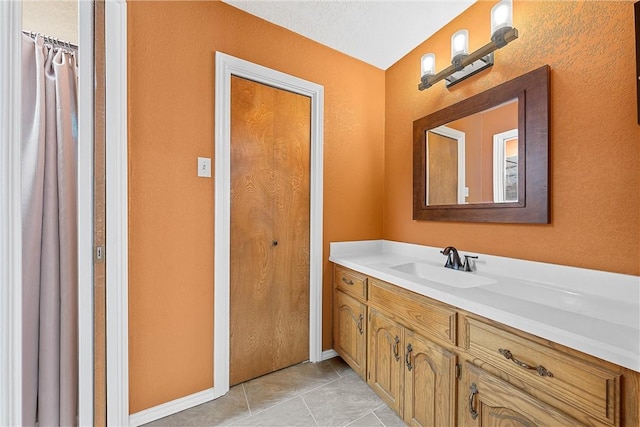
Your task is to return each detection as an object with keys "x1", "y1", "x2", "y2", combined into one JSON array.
[
  {"x1": 499, "y1": 348, "x2": 554, "y2": 378},
  {"x1": 341, "y1": 276, "x2": 355, "y2": 286},
  {"x1": 468, "y1": 383, "x2": 478, "y2": 420},
  {"x1": 393, "y1": 335, "x2": 400, "y2": 361},
  {"x1": 405, "y1": 343, "x2": 413, "y2": 371},
  {"x1": 357, "y1": 314, "x2": 364, "y2": 335}
]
